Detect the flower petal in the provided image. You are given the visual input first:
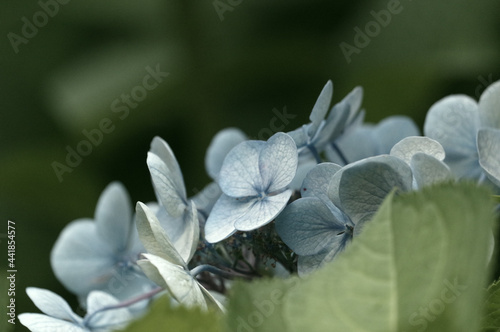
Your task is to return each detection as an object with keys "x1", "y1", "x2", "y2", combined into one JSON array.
[
  {"x1": 374, "y1": 116, "x2": 420, "y2": 154},
  {"x1": 479, "y1": 79, "x2": 500, "y2": 129},
  {"x1": 84, "y1": 291, "x2": 132, "y2": 330},
  {"x1": 411, "y1": 153, "x2": 453, "y2": 188},
  {"x1": 308, "y1": 80, "x2": 333, "y2": 137},
  {"x1": 142, "y1": 254, "x2": 206, "y2": 310},
  {"x1": 297, "y1": 247, "x2": 347, "y2": 277},
  {"x1": 259, "y1": 132, "x2": 298, "y2": 193},
  {"x1": 234, "y1": 190, "x2": 292, "y2": 231},
  {"x1": 95, "y1": 182, "x2": 133, "y2": 252},
  {"x1": 300, "y1": 162, "x2": 341, "y2": 199},
  {"x1": 477, "y1": 128, "x2": 500, "y2": 187},
  {"x1": 390, "y1": 136, "x2": 445, "y2": 165},
  {"x1": 204, "y1": 194, "x2": 240, "y2": 243},
  {"x1": 424, "y1": 95, "x2": 481, "y2": 179},
  {"x1": 336, "y1": 155, "x2": 413, "y2": 227},
  {"x1": 19, "y1": 313, "x2": 86, "y2": 332},
  {"x1": 218, "y1": 141, "x2": 265, "y2": 197},
  {"x1": 275, "y1": 197, "x2": 351, "y2": 256},
  {"x1": 25, "y1": 287, "x2": 81, "y2": 323},
  {"x1": 205, "y1": 128, "x2": 247, "y2": 180},
  {"x1": 135, "y1": 202, "x2": 186, "y2": 267},
  {"x1": 50, "y1": 220, "x2": 116, "y2": 296},
  {"x1": 190, "y1": 182, "x2": 222, "y2": 217}
]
